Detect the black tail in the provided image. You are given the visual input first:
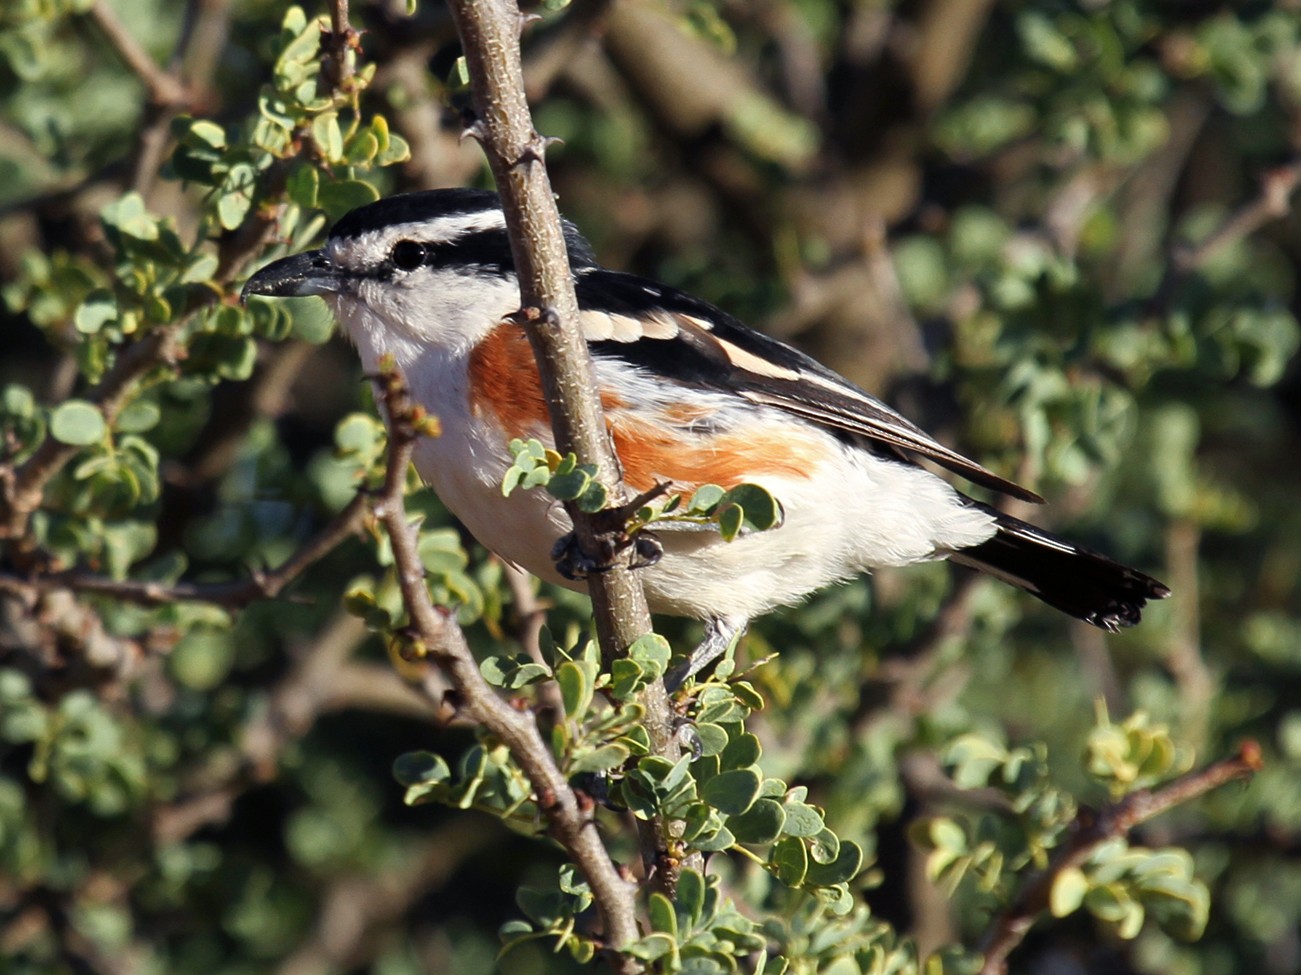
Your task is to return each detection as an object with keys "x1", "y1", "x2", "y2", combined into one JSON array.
[{"x1": 949, "y1": 512, "x2": 1170, "y2": 631}]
